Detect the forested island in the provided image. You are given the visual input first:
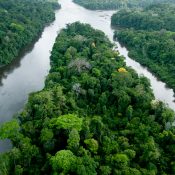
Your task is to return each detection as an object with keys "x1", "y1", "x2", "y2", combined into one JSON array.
[
  {"x1": 112, "y1": 3, "x2": 175, "y2": 92},
  {"x1": 0, "y1": 0, "x2": 60, "y2": 66},
  {"x1": 111, "y1": 3, "x2": 175, "y2": 31},
  {"x1": 73, "y1": 0, "x2": 175, "y2": 10},
  {"x1": 0, "y1": 22, "x2": 175, "y2": 175}
]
